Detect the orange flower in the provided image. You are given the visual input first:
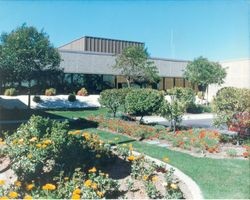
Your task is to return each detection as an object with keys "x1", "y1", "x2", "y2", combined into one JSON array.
[
  {"x1": 42, "y1": 183, "x2": 56, "y2": 190},
  {"x1": 243, "y1": 152, "x2": 249, "y2": 158},
  {"x1": 26, "y1": 183, "x2": 35, "y2": 191},
  {"x1": 73, "y1": 188, "x2": 81, "y2": 195},
  {"x1": 88, "y1": 167, "x2": 97, "y2": 173},
  {"x1": 8, "y1": 191, "x2": 18, "y2": 199},
  {"x1": 91, "y1": 182, "x2": 98, "y2": 190},
  {"x1": 84, "y1": 179, "x2": 92, "y2": 188},
  {"x1": 14, "y1": 180, "x2": 21, "y2": 187},
  {"x1": 0, "y1": 180, "x2": 5, "y2": 186},
  {"x1": 127, "y1": 155, "x2": 136, "y2": 161},
  {"x1": 96, "y1": 191, "x2": 104, "y2": 198},
  {"x1": 23, "y1": 195, "x2": 32, "y2": 200}
]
